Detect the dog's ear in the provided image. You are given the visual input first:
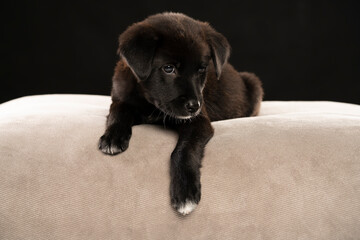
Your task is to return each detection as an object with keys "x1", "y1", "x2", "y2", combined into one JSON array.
[
  {"x1": 204, "y1": 24, "x2": 231, "y2": 79},
  {"x1": 118, "y1": 23, "x2": 159, "y2": 81}
]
